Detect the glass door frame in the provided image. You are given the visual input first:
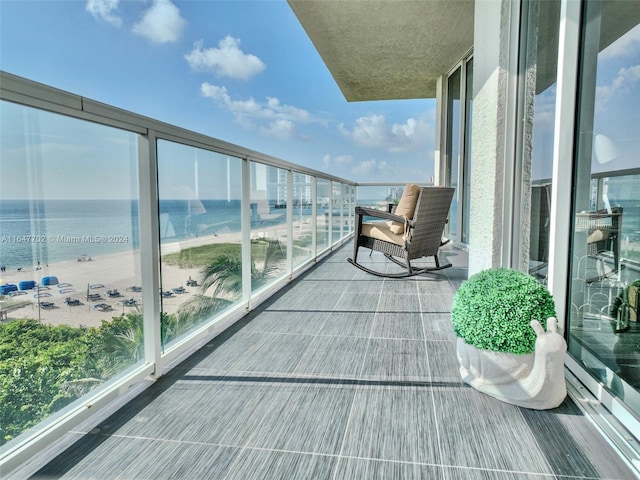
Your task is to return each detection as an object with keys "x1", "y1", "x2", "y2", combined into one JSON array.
[
  {"x1": 551, "y1": 0, "x2": 640, "y2": 463},
  {"x1": 440, "y1": 51, "x2": 473, "y2": 247}
]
